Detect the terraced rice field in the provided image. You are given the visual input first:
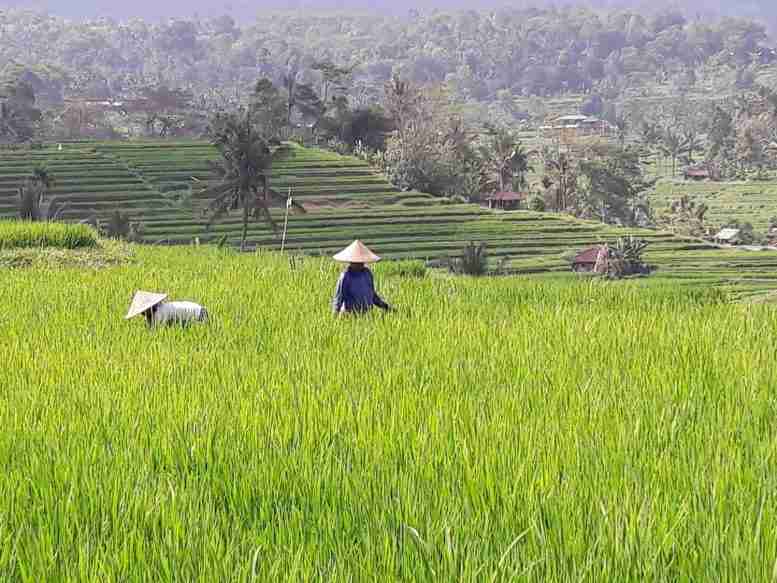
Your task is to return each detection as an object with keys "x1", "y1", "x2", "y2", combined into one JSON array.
[
  {"x1": 0, "y1": 147, "x2": 170, "y2": 217},
  {"x1": 2, "y1": 140, "x2": 777, "y2": 297},
  {"x1": 650, "y1": 178, "x2": 777, "y2": 231}
]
